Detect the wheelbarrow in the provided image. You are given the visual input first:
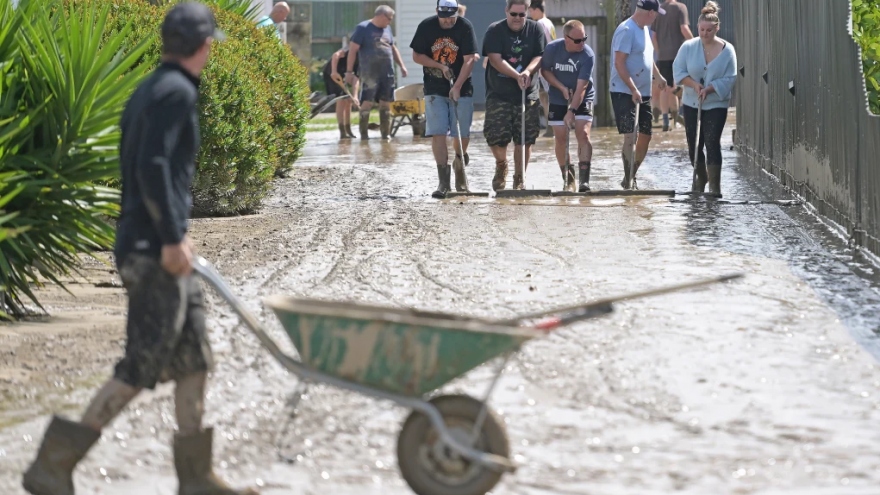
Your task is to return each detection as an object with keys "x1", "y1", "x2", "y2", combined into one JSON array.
[
  {"x1": 193, "y1": 256, "x2": 741, "y2": 495},
  {"x1": 390, "y1": 83, "x2": 427, "y2": 137}
]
